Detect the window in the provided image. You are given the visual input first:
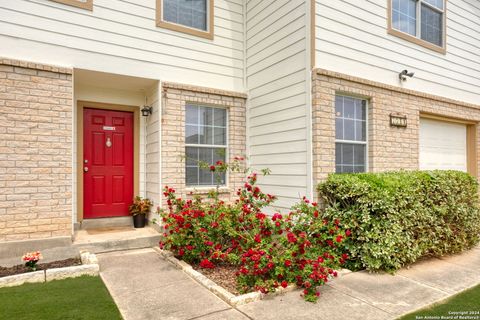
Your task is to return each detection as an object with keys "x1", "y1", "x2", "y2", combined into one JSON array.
[
  {"x1": 185, "y1": 105, "x2": 227, "y2": 186},
  {"x1": 335, "y1": 96, "x2": 367, "y2": 173},
  {"x1": 157, "y1": 0, "x2": 214, "y2": 39},
  {"x1": 389, "y1": 0, "x2": 445, "y2": 52},
  {"x1": 50, "y1": 0, "x2": 93, "y2": 10}
]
